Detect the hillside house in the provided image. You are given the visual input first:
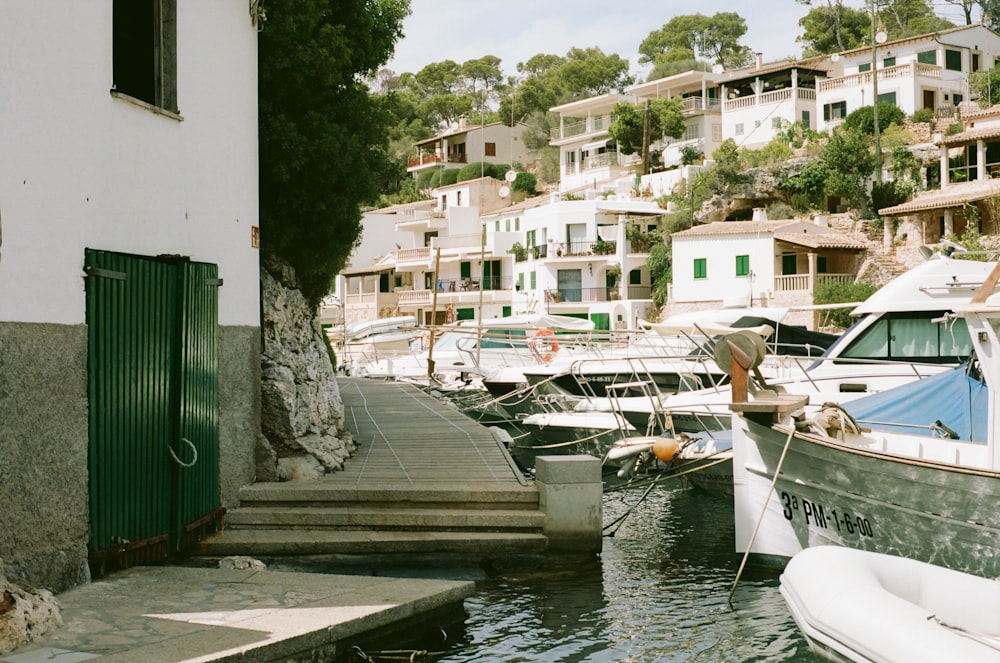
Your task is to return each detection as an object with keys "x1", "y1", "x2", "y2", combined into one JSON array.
[
  {"x1": 670, "y1": 217, "x2": 867, "y2": 327},
  {"x1": 407, "y1": 116, "x2": 530, "y2": 178}
]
